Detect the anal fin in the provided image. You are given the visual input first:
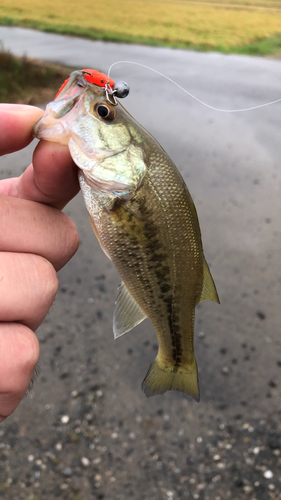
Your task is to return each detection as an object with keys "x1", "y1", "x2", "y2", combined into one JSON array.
[
  {"x1": 113, "y1": 282, "x2": 147, "y2": 339},
  {"x1": 199, "y1": 257, "x2": 220, "y2": 304}
]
